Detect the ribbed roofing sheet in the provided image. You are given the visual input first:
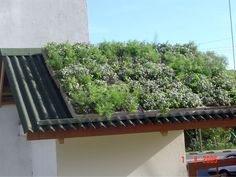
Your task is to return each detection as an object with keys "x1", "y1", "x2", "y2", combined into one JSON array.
[{"x1": 1, "y1": 49, "x2": 72, "y2": 132}]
